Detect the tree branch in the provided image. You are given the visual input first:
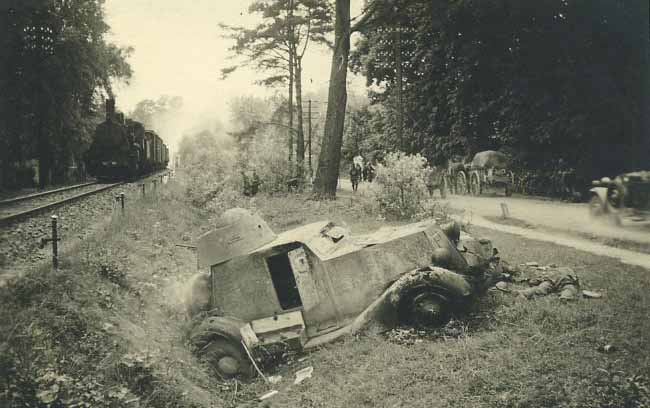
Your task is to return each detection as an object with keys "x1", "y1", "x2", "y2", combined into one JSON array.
[{"x1": 350, "y1": 0, "x2": 381, "y2": 33}]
